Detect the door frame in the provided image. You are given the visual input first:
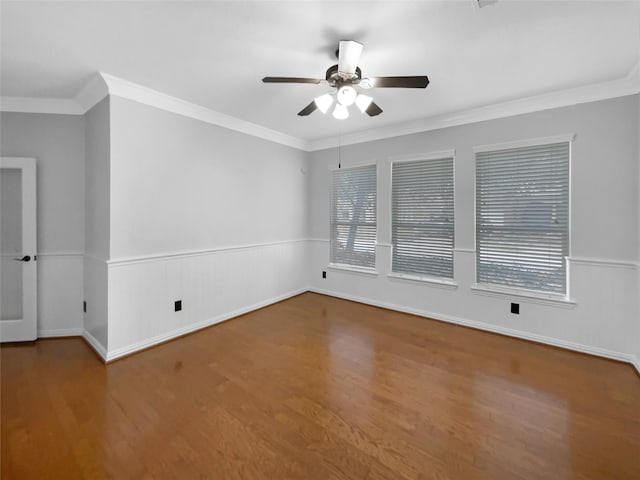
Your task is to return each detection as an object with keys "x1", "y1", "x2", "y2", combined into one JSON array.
[{"x1": 1, "y1": 157, "x2": 37, "y2": 342}]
